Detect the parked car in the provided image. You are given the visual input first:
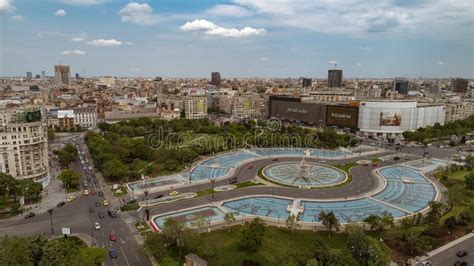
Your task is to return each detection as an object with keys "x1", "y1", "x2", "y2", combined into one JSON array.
[
  {"x1": 94, "y1": 222, "x2": 101, "y2": 230},
  {"x1": 24, "y1": 212, "x2": 36, "y2": 219},
  {"x1": 108, "y1": 249, "x2": 118, "y2": 258},
  {"x1": 83, "y1": 189, "x2": 89, "y2": 196},
  {"x1": 109, "y1": 233, "x2": 118, "y2": 242},
  {"x1": 103, "y1": 200, "x2": 109, "y2": 206},
  {"x1": 98, "y1": 212, "x2": 105, "y2": 218},
  {"x1": 56, "y1": 201, "x2": 66, "y2": 208}
]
